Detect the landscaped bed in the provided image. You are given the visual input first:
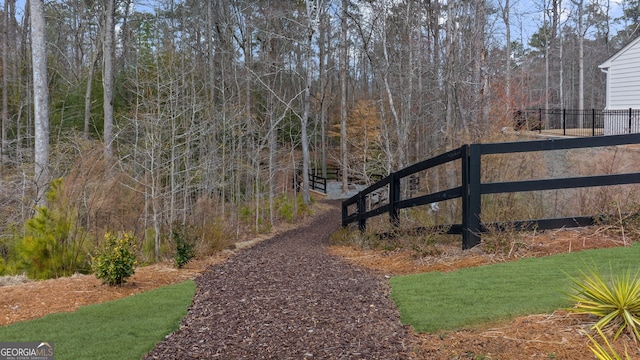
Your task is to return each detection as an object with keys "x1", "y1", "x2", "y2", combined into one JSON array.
[{"x1": 1, "y1": 201, "x2": 638, "y2": 359}]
